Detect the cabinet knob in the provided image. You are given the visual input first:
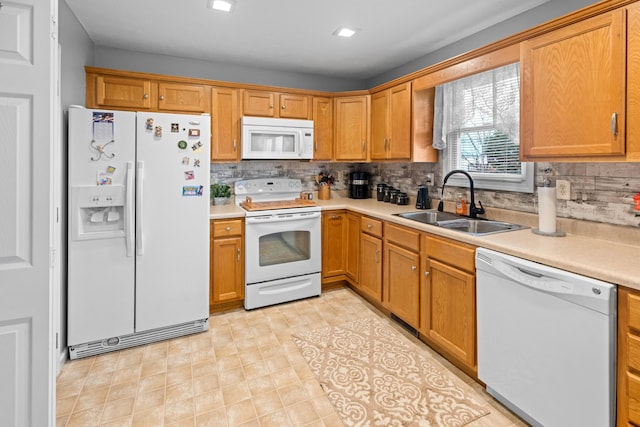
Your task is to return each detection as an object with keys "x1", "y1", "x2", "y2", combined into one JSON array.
[
  {"x1": 143, "y1": 93, "x2": 149, "y2": 99},
  {"x1": 233, "y1": 139, "x2": 237, "y2": 151},
  {"x1": 375, "y1": 250, "x2": 380, "y2": 263},
  {"x1": 611, "y1": 112, "x2": 618, "y2": 136},
  {"x1": 237, "y1": 248, "x2": 241, "y2": 261},
  {"x1": 281, "y1": 105, "x2": 286, "y2": 109},
  {"x1": 225, "y1": 226, "x2": 231, "y2": 232},
  {"x1": 424, "y1": 271, "x2": 430, "y2": 277},
  {"x1": 269, "y1": 104, "x2": 274, "y2": 109},
  {"x1": 159, "y1": 95, "x2": 165, "y2": 101},
  {"x1": 411, "y1": 265, "x2": 417, "y2": 271},
  {"x1": 367, "y1": 224, "x2": 372, "y2": 229},
  {"x1": 331, "y1": 215, "x2": 340, "y2": 220}
]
